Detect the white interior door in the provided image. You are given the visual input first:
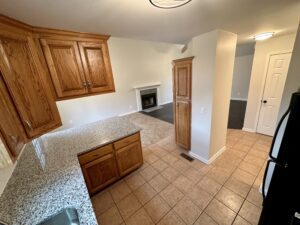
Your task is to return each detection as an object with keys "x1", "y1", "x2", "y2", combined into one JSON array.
[{"x1": 257, "y1": 53, "x2": 292, "y2": 136}]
